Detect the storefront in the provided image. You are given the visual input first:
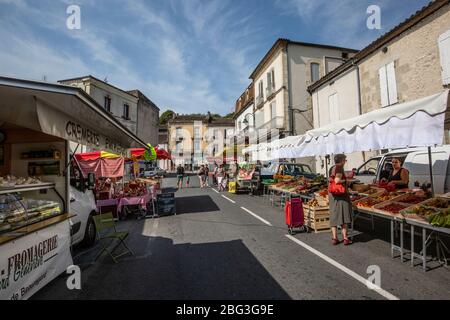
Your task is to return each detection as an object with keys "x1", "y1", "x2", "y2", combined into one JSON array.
[{"x1": 0, "y1": 76, "x2": 147, "y2": 299}]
